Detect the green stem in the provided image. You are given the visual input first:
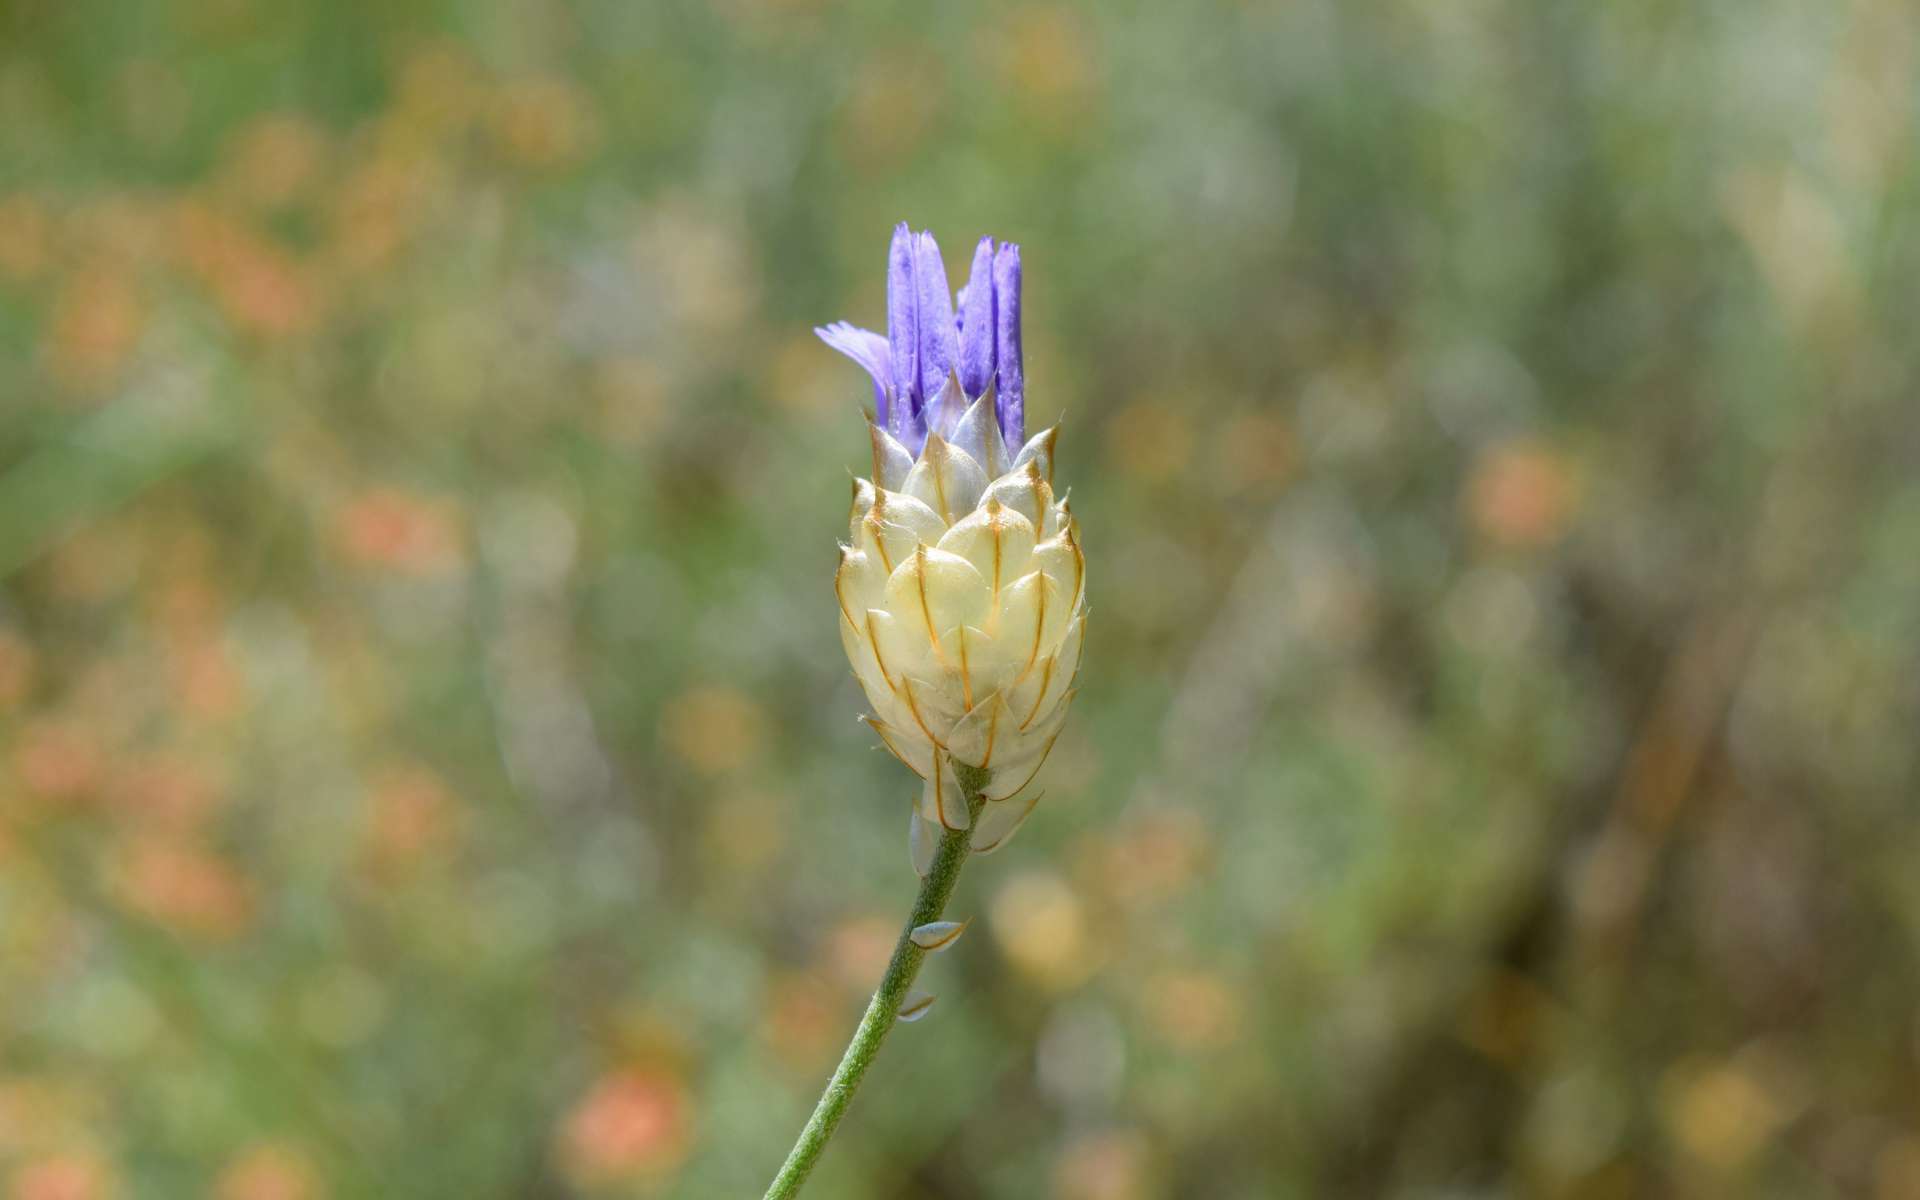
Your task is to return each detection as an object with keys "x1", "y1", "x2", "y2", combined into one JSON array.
[{"x1": 762, "y1": 764, "x2": 990, "y2": 1200}]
